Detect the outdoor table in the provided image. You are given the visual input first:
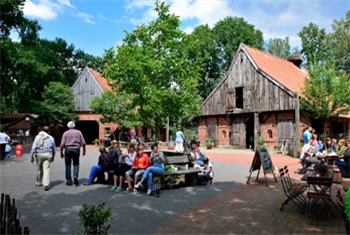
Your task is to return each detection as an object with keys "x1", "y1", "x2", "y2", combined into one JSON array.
[
  {"x1": 301, "y1": 169, "x2": 336, "y2": 222},
  {"x1": 301, "y1": 166, "x2": 340, "y2": 183}
]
